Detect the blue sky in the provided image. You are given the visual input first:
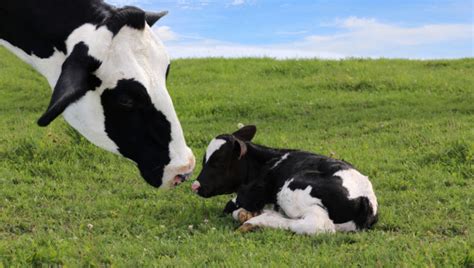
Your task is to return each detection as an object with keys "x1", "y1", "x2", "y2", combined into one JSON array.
[{"x1": 110, "y1": 0, "x2": 473, "y2": 59}]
